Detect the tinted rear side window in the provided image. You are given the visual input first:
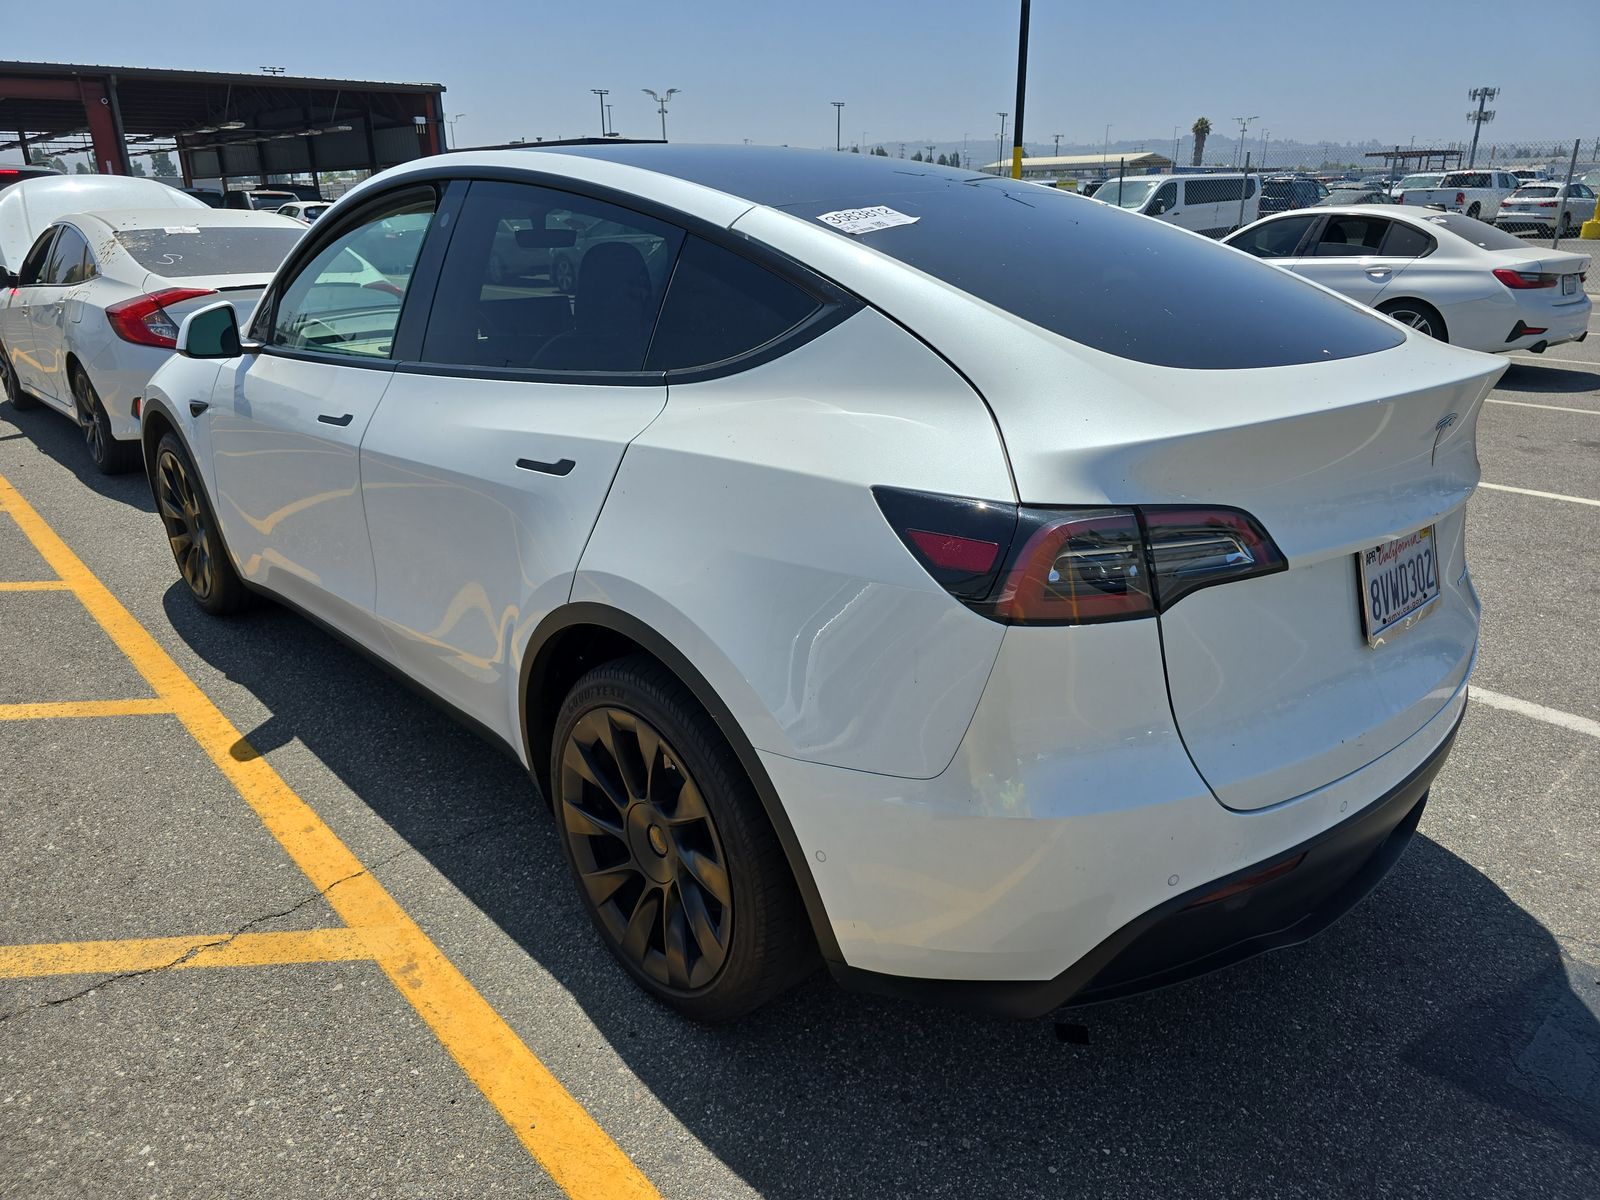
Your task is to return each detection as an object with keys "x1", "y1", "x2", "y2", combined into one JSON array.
[
  {"x1": 115, "y1": 227, "x2": 303, "y2": 277},
  {"x1": 784, "y1": 177, "x2": 1401, "y2": 368},
  {"x1": 646, "y1": 237, "x2": 819, "y2": 371}
]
